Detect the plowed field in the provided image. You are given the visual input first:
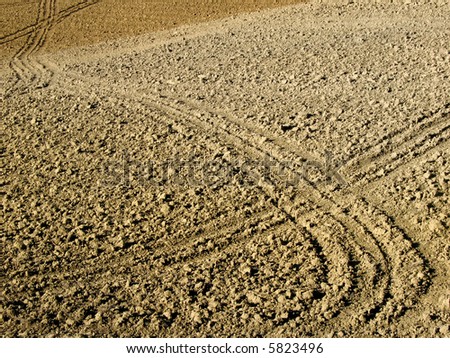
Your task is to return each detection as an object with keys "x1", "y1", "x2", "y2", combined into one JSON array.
[{"x1": 2, "y1": 0, "x2": 449, "y2": 337}]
